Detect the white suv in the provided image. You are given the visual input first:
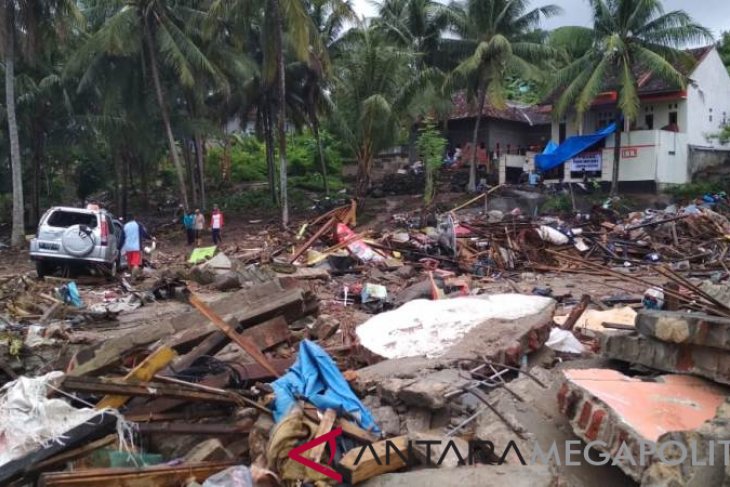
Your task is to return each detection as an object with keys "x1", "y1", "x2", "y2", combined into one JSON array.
[{"x1": 29, "y1": 206, "x2": 121, "y2": 278}]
